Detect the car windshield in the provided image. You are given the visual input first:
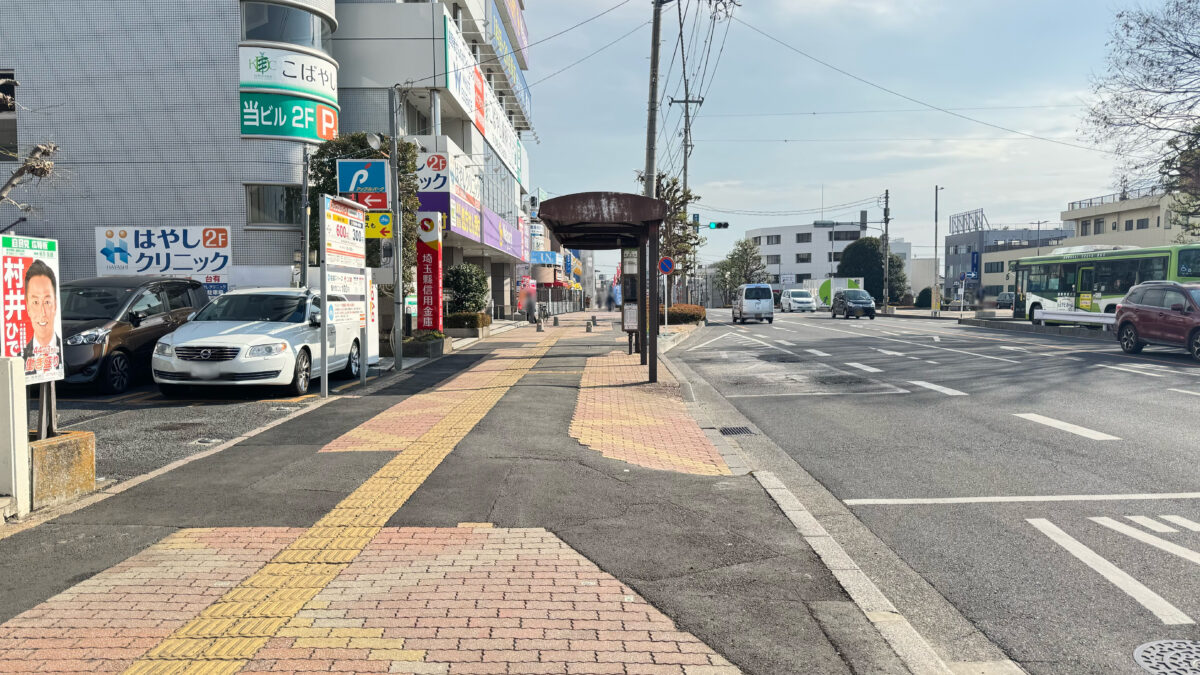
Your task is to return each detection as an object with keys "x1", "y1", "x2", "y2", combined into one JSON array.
[
  {"x1": 745, "y1": 287, "x2": 772, "y2": 300},
  {"x1": 61, "y1": 285, "x2": 136, "y2": 320},
  {"x1": 1191, "y1": 289, "x2": 1200, "y2": 306},
  {"x1": 794, "y1": 291, "x2": 811, "y2": 298},
  {"x1": 193, "y1": 294, "x2": 307, "y2": 323},
  {"x1": 845, "y1": 290, "x2": 872, "y2": 301}
]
